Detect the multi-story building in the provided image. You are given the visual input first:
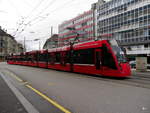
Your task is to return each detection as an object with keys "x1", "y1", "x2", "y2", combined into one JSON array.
[
  {"x1": 0, "y1": 27, "x2": 24, "y2": 61},
  {"x1": 43, "y1": 34, "x2": 58, "y2": 49},
  {"x1": 58, "y1": 9, "x2": 95, "y2": 47},
  {"x1": 96, "y1": 0, "x2": 150, "y2": 61}
]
